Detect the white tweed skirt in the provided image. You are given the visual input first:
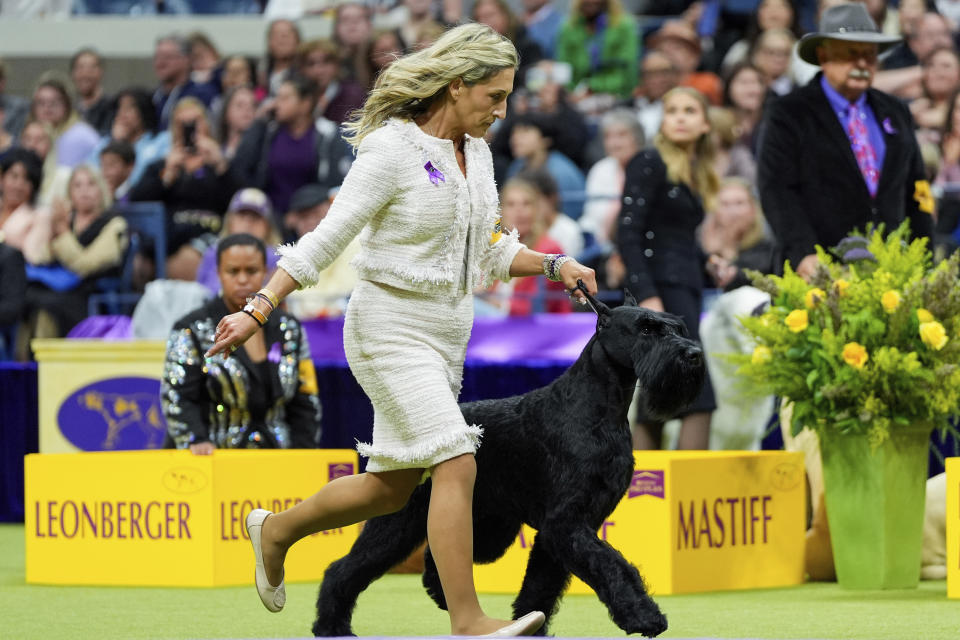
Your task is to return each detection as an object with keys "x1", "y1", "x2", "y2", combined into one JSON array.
[{"x1": 344, "y1": 279, "x2": 481, "y2": 472}]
